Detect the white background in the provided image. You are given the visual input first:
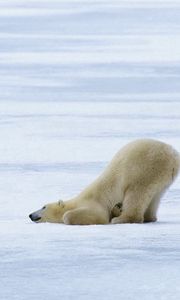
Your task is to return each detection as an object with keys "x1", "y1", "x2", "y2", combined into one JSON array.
[{"x1": 0, "y1": 1, "x2": 180, "y2": 299}]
